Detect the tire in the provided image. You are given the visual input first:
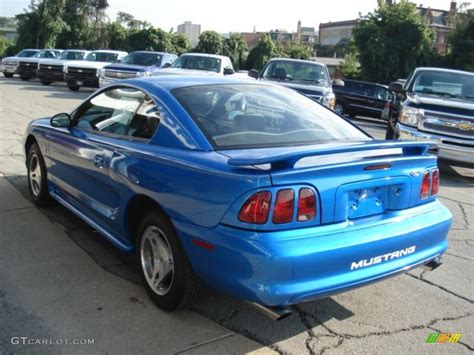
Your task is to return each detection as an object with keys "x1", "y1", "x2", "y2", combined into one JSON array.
[
  {"x1": 334, "y1": 102, "x2": 346, "y2": 116},
  {"x1": 136, "y1": 210, "x2": 203, "y2": 311},
  {"x1": 41, "y1": 81, "x2": 51, "y2": 86},
  {"x1": 68, "y1": 85, "x2": 80, "y2": 91},
  {"x1": 27, "y1": 143, "x2": 53, "y2": 206},
  {"x1": 21, "y1": 76, "x2": 30, "y2": 81},
  {"x1": 3, "y1": 73, "x2": 14, "y2": 78}
]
